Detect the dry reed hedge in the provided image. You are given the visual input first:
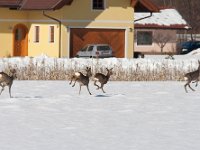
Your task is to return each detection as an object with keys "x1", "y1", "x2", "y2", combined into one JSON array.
[{"x1": 0, "y1": 57, "x2": 198, "y2": 81}]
